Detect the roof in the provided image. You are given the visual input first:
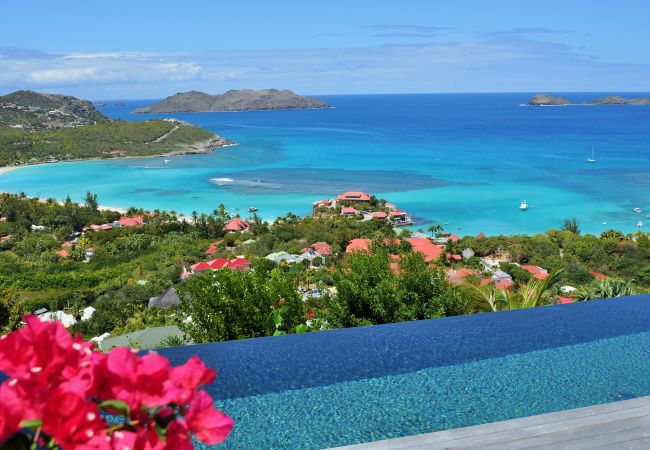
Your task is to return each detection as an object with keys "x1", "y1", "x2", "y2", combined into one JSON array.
[
  {"x1": 229, "y1": 257, "x2": 251, "y2": 269},
  {"x1": 119, "y1": 216, "x2": 144, "y2": 227},
  {"x1": 448, "y1": 234, "x2": 461, "y2": 242},
  {"x1": 208, "y1": 258, "x2": 230, "y2": 269},
  {"x1": 447, "y1": 268, "x2": 480, "y2": 284},
  {"x1": 191, "y1": 262, "x2": 212, "y2": 271},
  {"x1": 57, "y1": 249, "x2": 69, "y2": 258},
  {"x1": 336, "y1": 191, "x2": 371, "y2": 202},
  {"x1": 81, "y1": 306, "x2": 96, "y2": 321},
  {"x1": 521, "y1": 265, "x2": 549, "y2": 279},
  {"x1": 312, "y1": 199, "x2": 332, "y2": 207},
  {"x1": 483, "y1": 278, "x2": 514, "y2": 290},
  {"x1": 406, "y1": 237, "x2": 444, "y2": 262},
  {"x1": 447, "y1": 253, "x2": 462, "y2": 261},
  {"x1": 346, "y1": 238, "x2": 371, "y2": 253},
  {"x1": 148, "y1": 287, "x2": 181, "y2": 309},
  {"x1": 224, "y1": 218, "x2": 252, "y2": 232},
  {"x1": 558, "y1": 296, "x2": 574, "y2": 304},
  {"x1": 372, "y1": 211, "x2": 388, "y2": 219},
  {"x1": 99, "y1": 224, "x2": 113, "y2": 231},
  {"x1": 390, "y1": 209, "x2": 407, "y2": 216},
  {"x1": 311, "y1": 242, "x2": 331, "y2": 255},
  {"x1": 590, "y1": 270, "x2": 608, "y2": 280},
  {"x1": 38, "y1": 310, "x2": 77, "y2": 328},
  {"x1": 99, "y1": 325, "x2": 190, "y2": 351},
  {"x1": 340, "y1": 206, "x2": 359, "y2": 215}
]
